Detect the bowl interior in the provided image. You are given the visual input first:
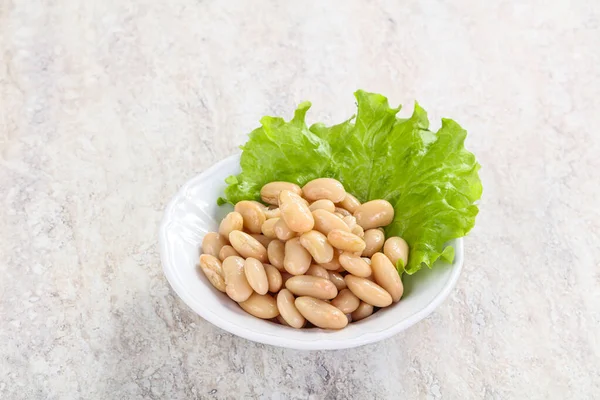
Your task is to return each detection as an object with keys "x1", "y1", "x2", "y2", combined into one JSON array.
[{"x1": 159, "y1": 154, "x2": 462, "y2": 350}]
